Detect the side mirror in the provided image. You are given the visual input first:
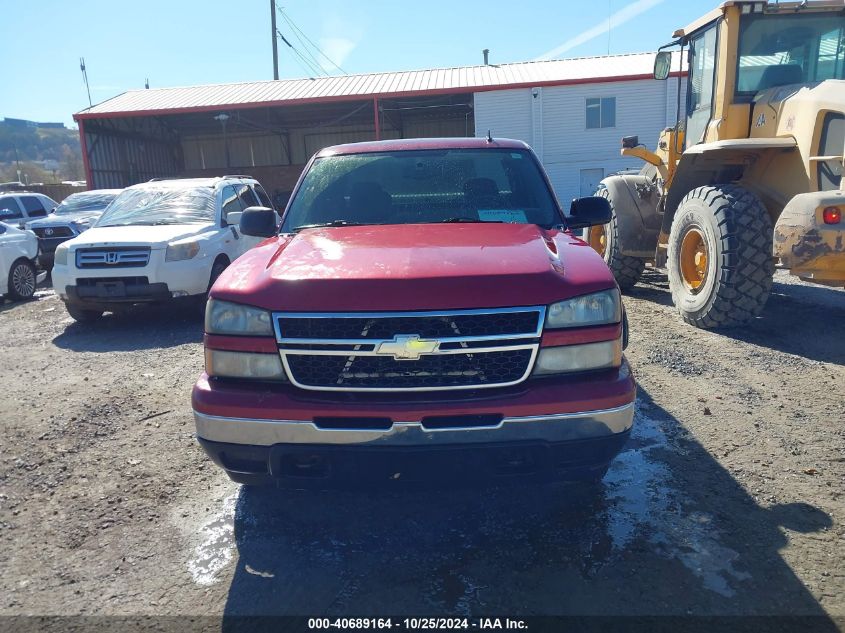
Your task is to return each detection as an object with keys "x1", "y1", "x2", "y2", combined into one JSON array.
[
  {"x1": 239, "y1": 206, "x2": 278, "y2": 238},
  {"x1": 225, "y1": 211, "x2": 243, "y2": 226},
  {"x1": 653, "y1": 50, "x2": 672, "y2": 80},
  {"x1": 566, "y1": 196, "x2": 612, "y2": 230}
]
